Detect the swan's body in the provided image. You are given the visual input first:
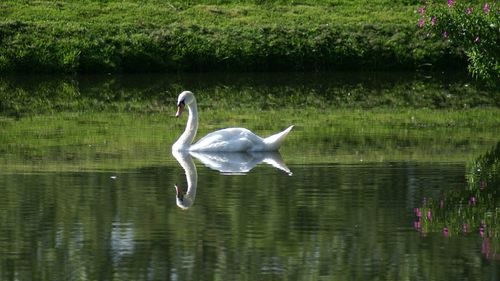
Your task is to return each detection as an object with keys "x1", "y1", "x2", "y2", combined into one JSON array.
[{"x1": 172, "y1": 91, "x2": 293, "y2": 152}]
